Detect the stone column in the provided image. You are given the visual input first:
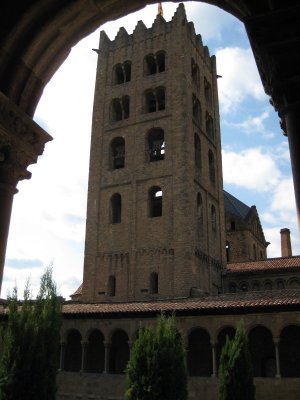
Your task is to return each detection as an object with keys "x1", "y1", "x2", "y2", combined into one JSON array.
[
  {"x1": 274, "y1": 338, "x2": 281, "y2": 378},
  {"x1": 104, "y1": 342, "x2": 111, "y2": 373},
  {"x1": 211, "y1": 341, "x2": 217, "y2": 378},
  {"x1": 0, "y1": 91, "x2": 52, "y2": 294},
  {"x1": 128, "y1": 340, "x2": 133, "y2": 355},
  {"x1": 81, "y1": 341, "x2": 88, "y2": 372},
  {"x1": 59, "y1": 341, "x2": 66, "y2": 371}
]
